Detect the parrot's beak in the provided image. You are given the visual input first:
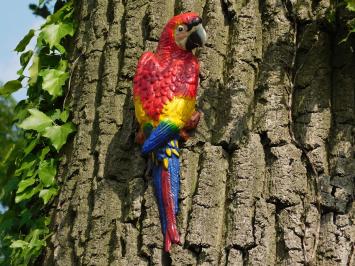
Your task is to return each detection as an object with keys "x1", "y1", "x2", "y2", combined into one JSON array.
[{"x1": 186, "y1": 20, "x2": 207, "y2": 51}]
